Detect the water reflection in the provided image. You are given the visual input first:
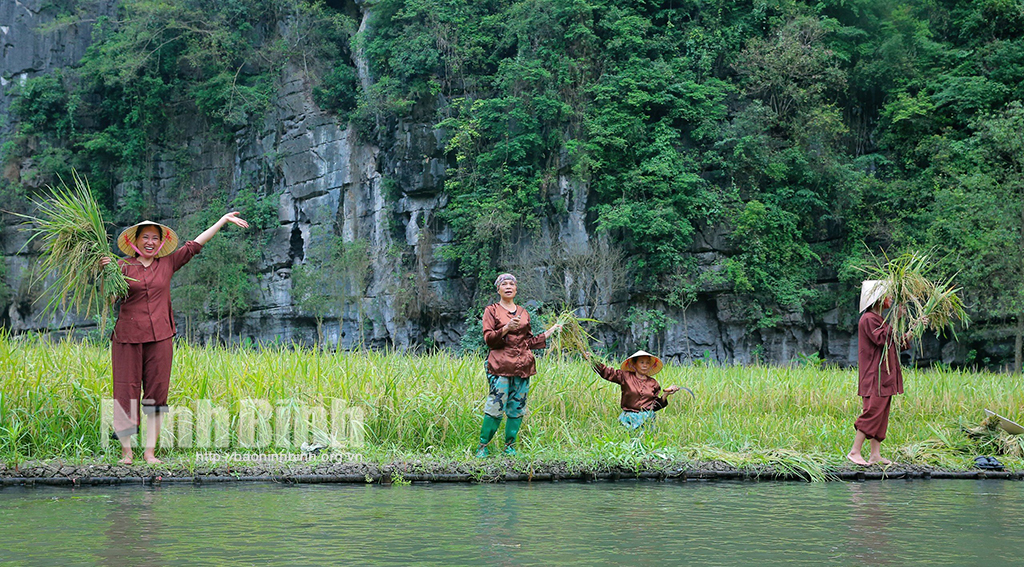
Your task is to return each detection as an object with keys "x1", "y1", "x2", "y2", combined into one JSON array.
[
  {"x1": 1, "y1": 480, "x2": 1022, "y2": 566},
  {"x1": 99, "y1": 489, "x2": 165, "y2": 567},
  {"x1": 475, "y1": 484, "x2": 522, "y2": 567},
  {"x1": 842, "y1": 482, "x2": 896, "y2": 566}
]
